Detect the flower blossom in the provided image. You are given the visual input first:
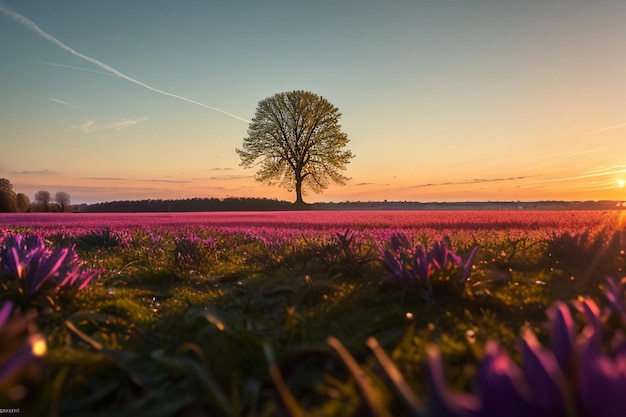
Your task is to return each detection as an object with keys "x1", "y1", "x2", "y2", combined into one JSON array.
[{"x1": 0, "y1": 233, "x2": 99, "y2": 296}]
